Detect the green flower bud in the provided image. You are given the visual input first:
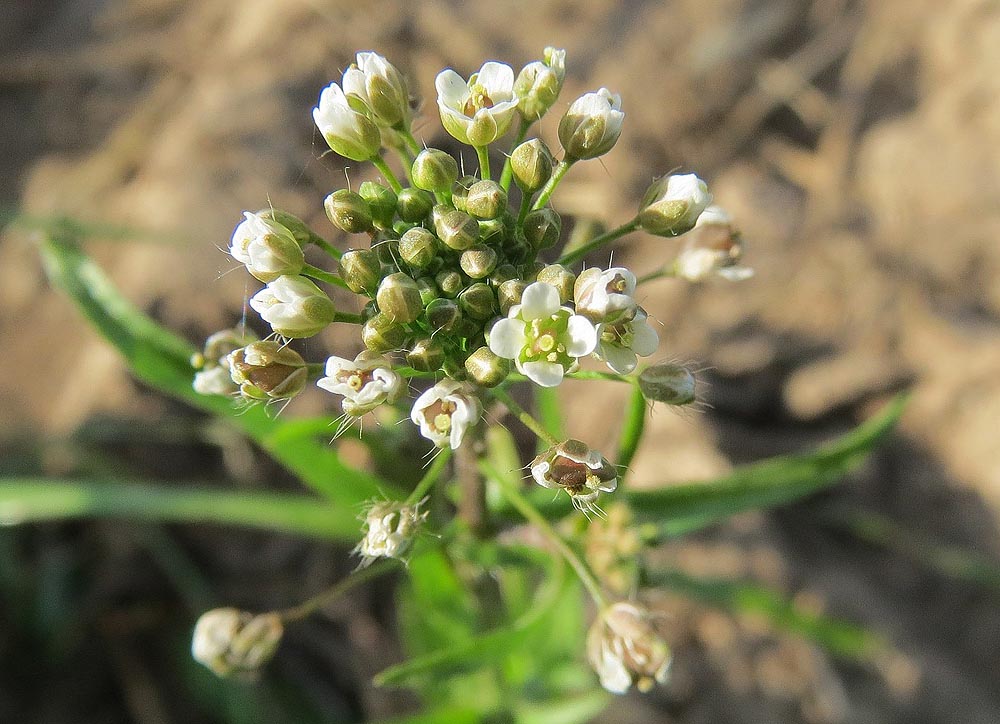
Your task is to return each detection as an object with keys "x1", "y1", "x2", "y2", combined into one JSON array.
[
  {"x1": 362, "y1": 299, "x2": 379, "y2": 321},
  {"x1": 523, "y1": 207, "x2": 562, "y2": 250},
  {"x1": 465, "y1": 180, "x2": 507, "y2": 220},
  {"x1": 254, "y1": 209, "x2": 315, "y2": 248},
  {"x1": 339, "y1": 248, "x2": 382, "y2": 294},
  {"x1": 325, "y1": 189, "x2": 372, "y2": 234},
  {"x1": 374, "y1": 239, "x2": 401, "y2": 267},
  {"x1": 434, "y1": 207, "x2": 480, "y2": 251},
  {"x1": 637, "y1": 173, "x2": 712, "y2": 237},
  {"x1": 457, "y1": 282, "x2": 496, "y2": 320},
  {"x1": 441, "y1": 356, "x2": 468, "y2": 381},
  {"x1": 359, "y1": 180, "x2": 397, "y2": 228},
  {"x1": 228, "y1": 341, "x2": 307, "y2": 402},
  {"x1": 514, "y1": 48, "x2": 566, "y2": 120},
  {"x1": 558, "y1": 88, "x2": 624, "y2": 161},
  {"x1": 451, "y1": 175, "x2": 478, "y2": 212},
  {"x1": 510, "y1": 138, "x2": 554, "y2": 193},
  {"x1": 497, "y1": 279, "x2": 527, "y2": 315},
  {"x1": 415, "y1": 276, "x2": 439, "y2": 306},
  {"x1": 192, "y1": 607, "x2": 283, "y2": 679},
  {"x1": 465, "y1": 346, "x2": 510, "y2": 388},
  {"x1": 638, "y1": 363, "x2": 696, "y2": 406},
  {"x1": 460, "y1": 244, "x2": 498, "y2": 279},
  {"x1": 376, "y1": 272, "x2": 422, "y2": 324},
  {"x1": 399, "y1": 227, "x2": 439, "y2": 269},
  {"x1": 392, "y1": 220, "x2": 417, "y2": 236},
  {"x1": 478, "y1": 217, "x2": 506, "y2": 242},
  {"x1": 535, "y1": 264, "x2": 576, "y2": 304},
  {"x1": 396, "y1": 187, "x2": 434, "y2": 222},
  {"x1": 520, "y1": 261, "x2": 545, "y2": 282},
  {"x1": 407, "y1": 338, "x2": 446, "y2": 372},
  {"x1": 412, "y1": 149, "x2": 459, "y2": 192},
  {"x1": 435, "y1": 269, "x2": 463, "y2": 298},
  {"x1": 451, "y1": 317, "x2": 481, "y2": 341},
  {"x1": 489, "y1": 263, "x2": 518, "y2": 287},
  {"x1": 362, "y1": 312, "x2": 408, "y2": 352},
  {"x1": 425, "y1": 297, "x2": 461, "y2": 331}
]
